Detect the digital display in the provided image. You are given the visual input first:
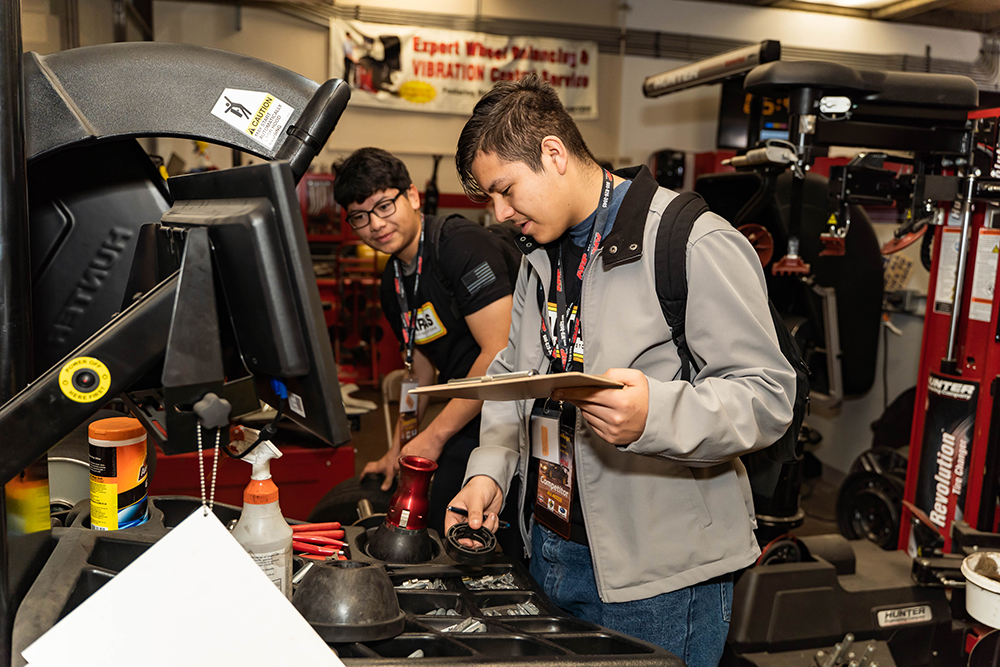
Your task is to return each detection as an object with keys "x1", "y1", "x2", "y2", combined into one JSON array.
[{"x1": 717, "y1": 76, "x2": 789, "y2": 150}]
